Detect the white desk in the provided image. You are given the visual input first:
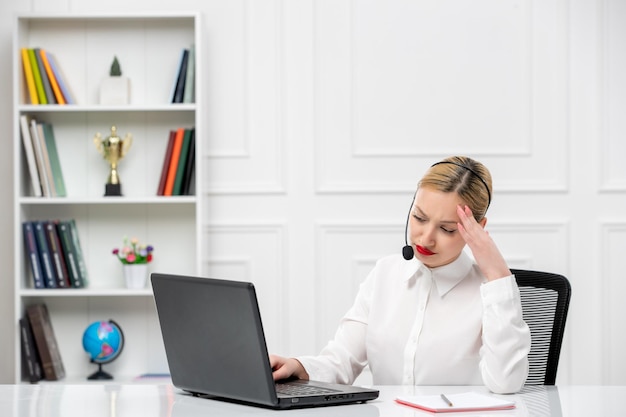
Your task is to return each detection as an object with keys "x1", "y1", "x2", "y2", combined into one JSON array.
[{"x1": 0, "y1": 384, "x2": 622, "y2": 417}]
